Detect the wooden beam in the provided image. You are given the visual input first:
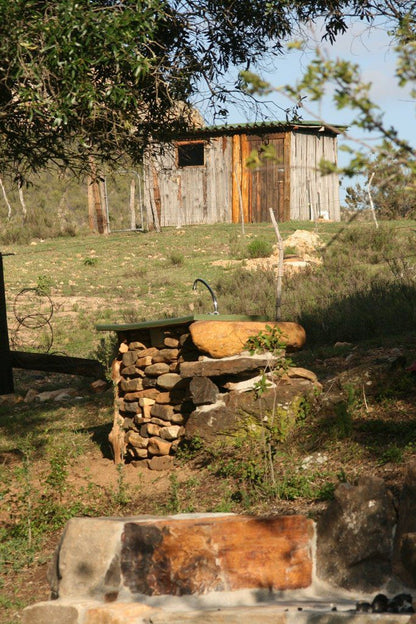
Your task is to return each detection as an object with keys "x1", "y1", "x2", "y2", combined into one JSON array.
[
  {"x1": 0, "y1": 253, "x2": 14, "y2": 394},
  {"x1": 10, "y1": 351, "x2": 104, "y2": 378}
]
